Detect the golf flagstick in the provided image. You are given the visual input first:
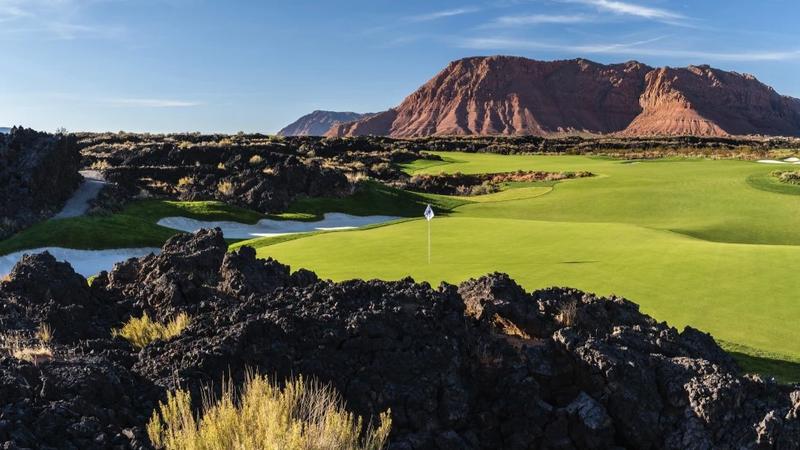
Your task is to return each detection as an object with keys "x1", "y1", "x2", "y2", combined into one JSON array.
[{"x1": 424, "y1": 204, "x2": 434, "y2": 264}]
